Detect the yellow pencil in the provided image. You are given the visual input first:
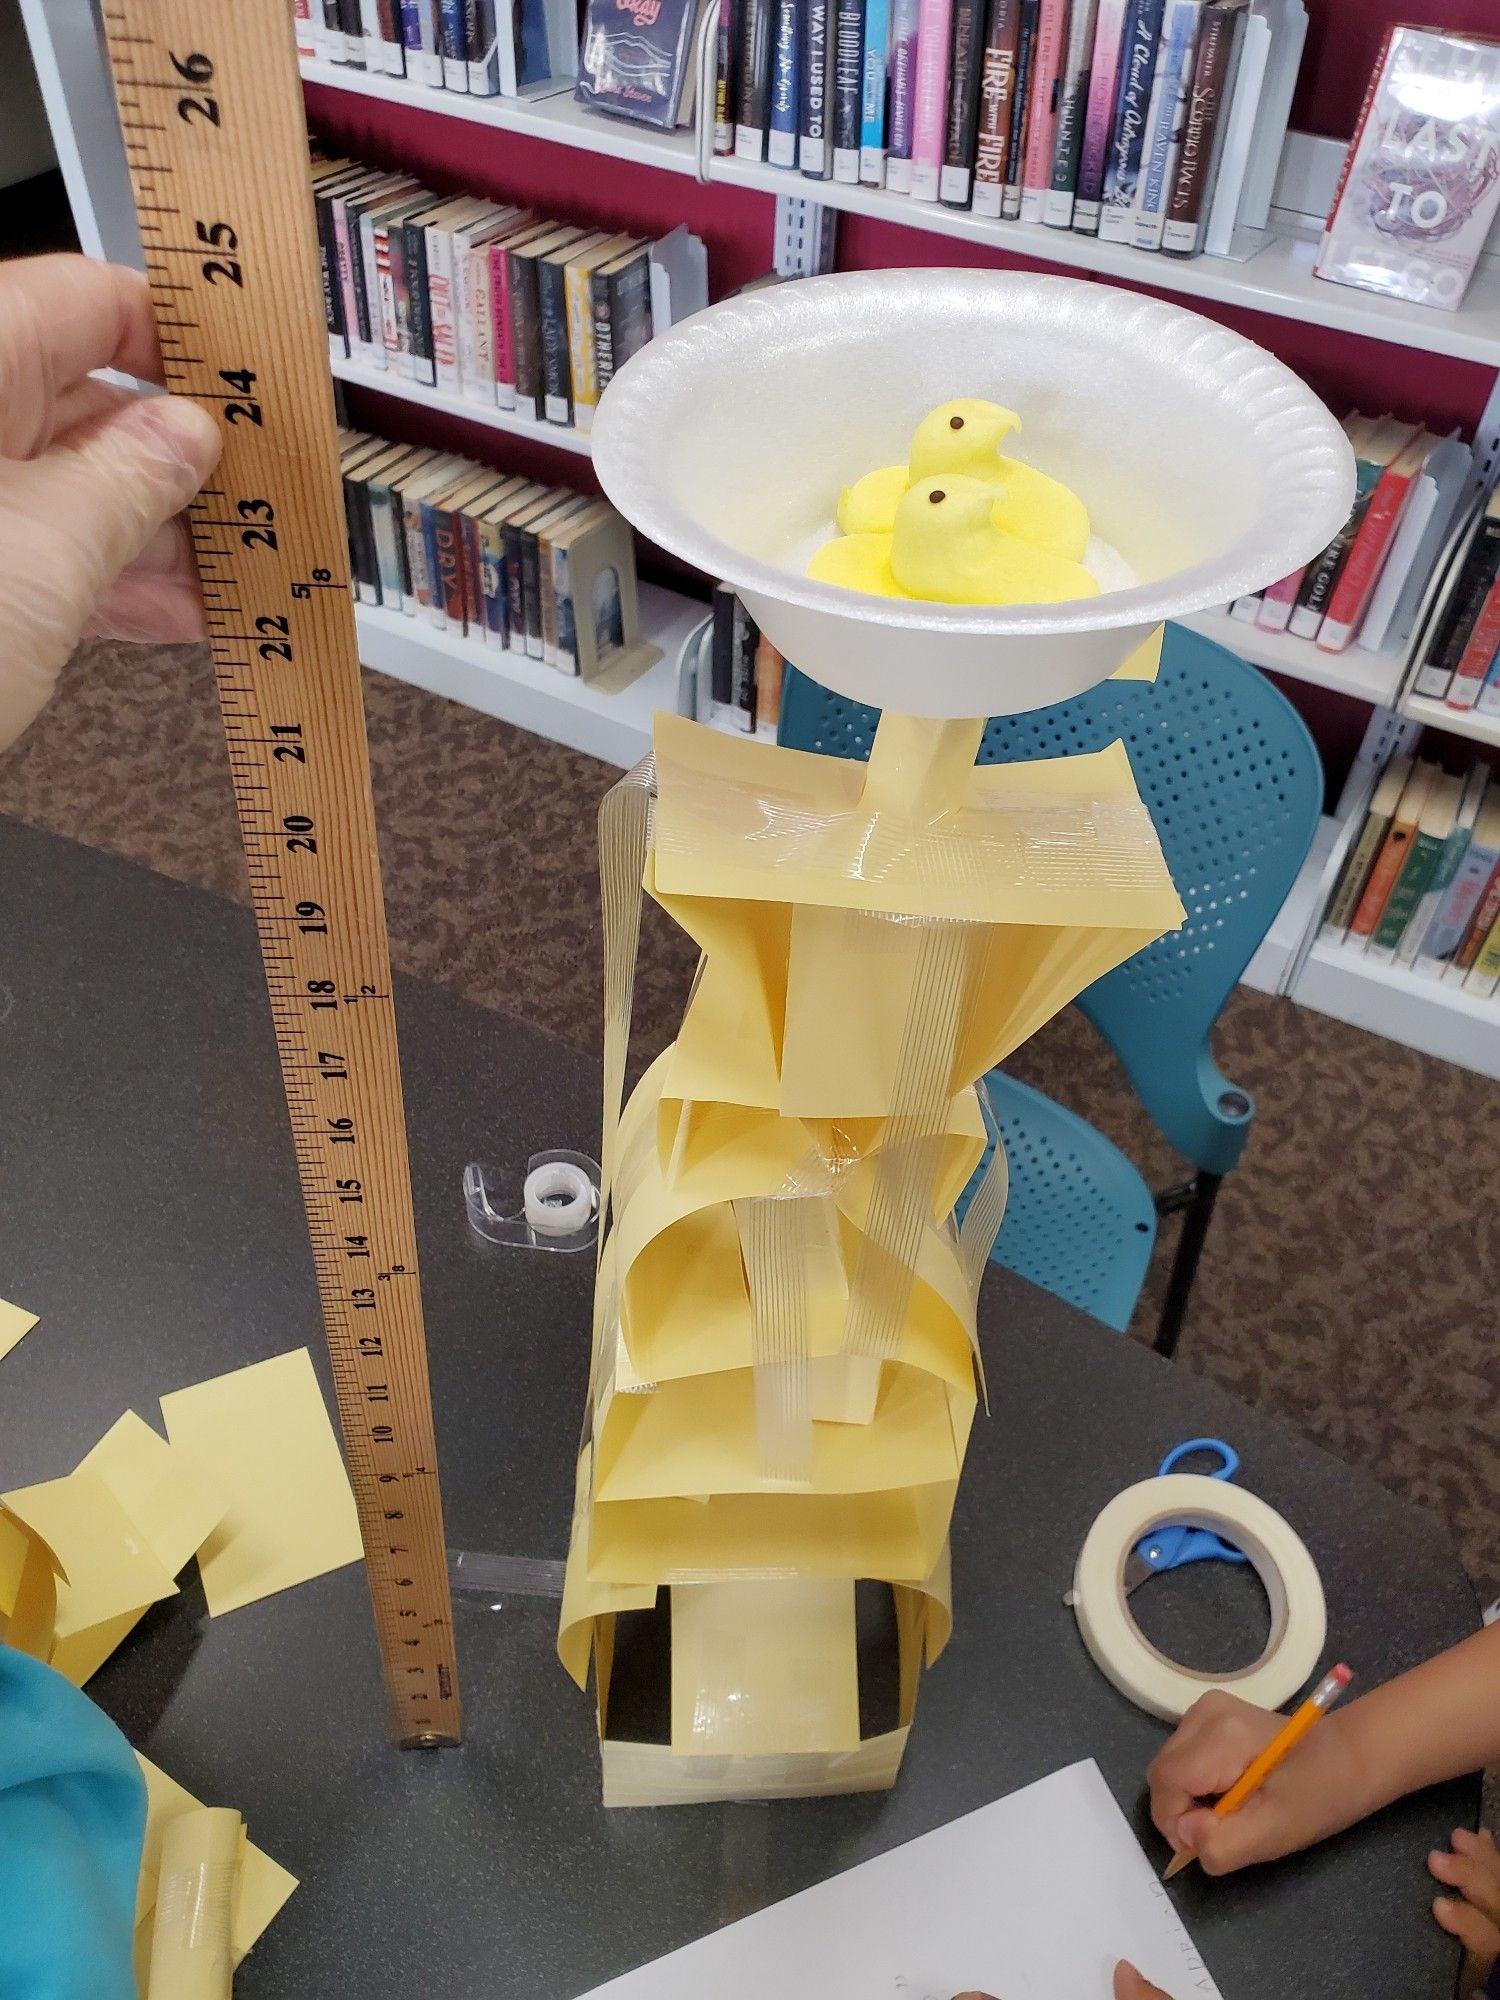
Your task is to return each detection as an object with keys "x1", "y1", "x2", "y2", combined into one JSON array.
[{"x1": 1163, "y1": 1665, "x2": 1353, "y2": 1881}]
